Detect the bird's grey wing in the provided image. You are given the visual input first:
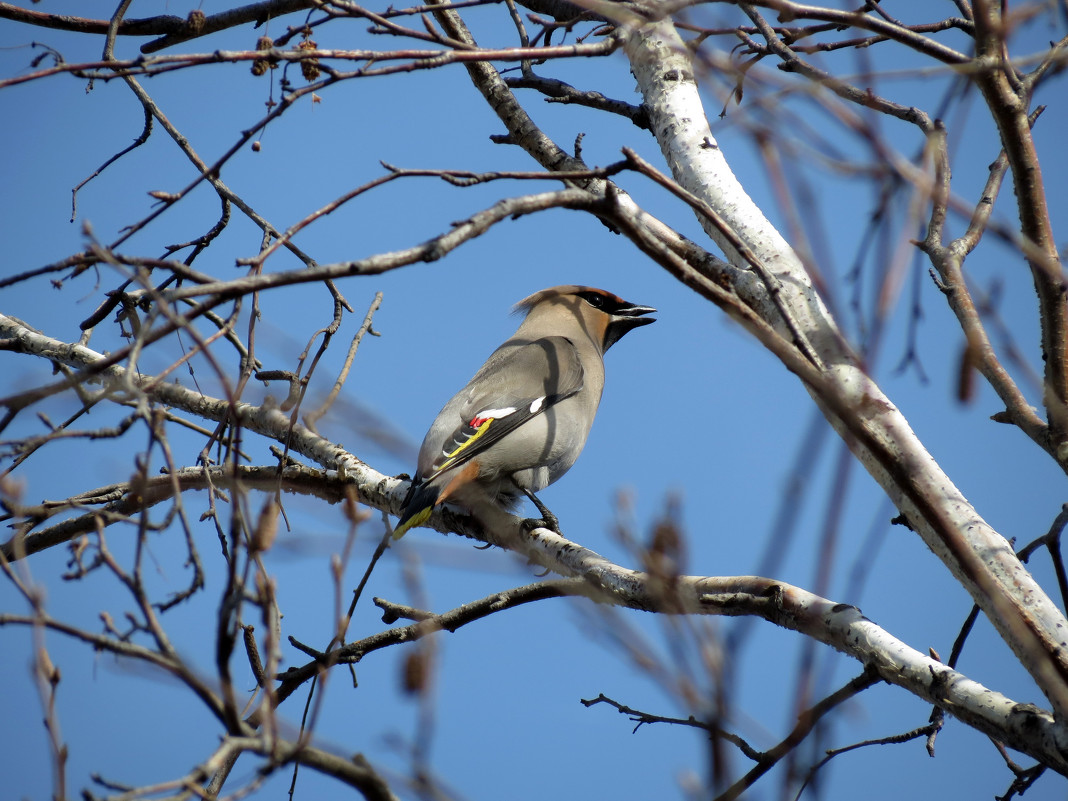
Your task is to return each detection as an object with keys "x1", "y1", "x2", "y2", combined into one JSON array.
[{"x1": 421, "y1": 336, "x2": 584, "y2": 483}]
